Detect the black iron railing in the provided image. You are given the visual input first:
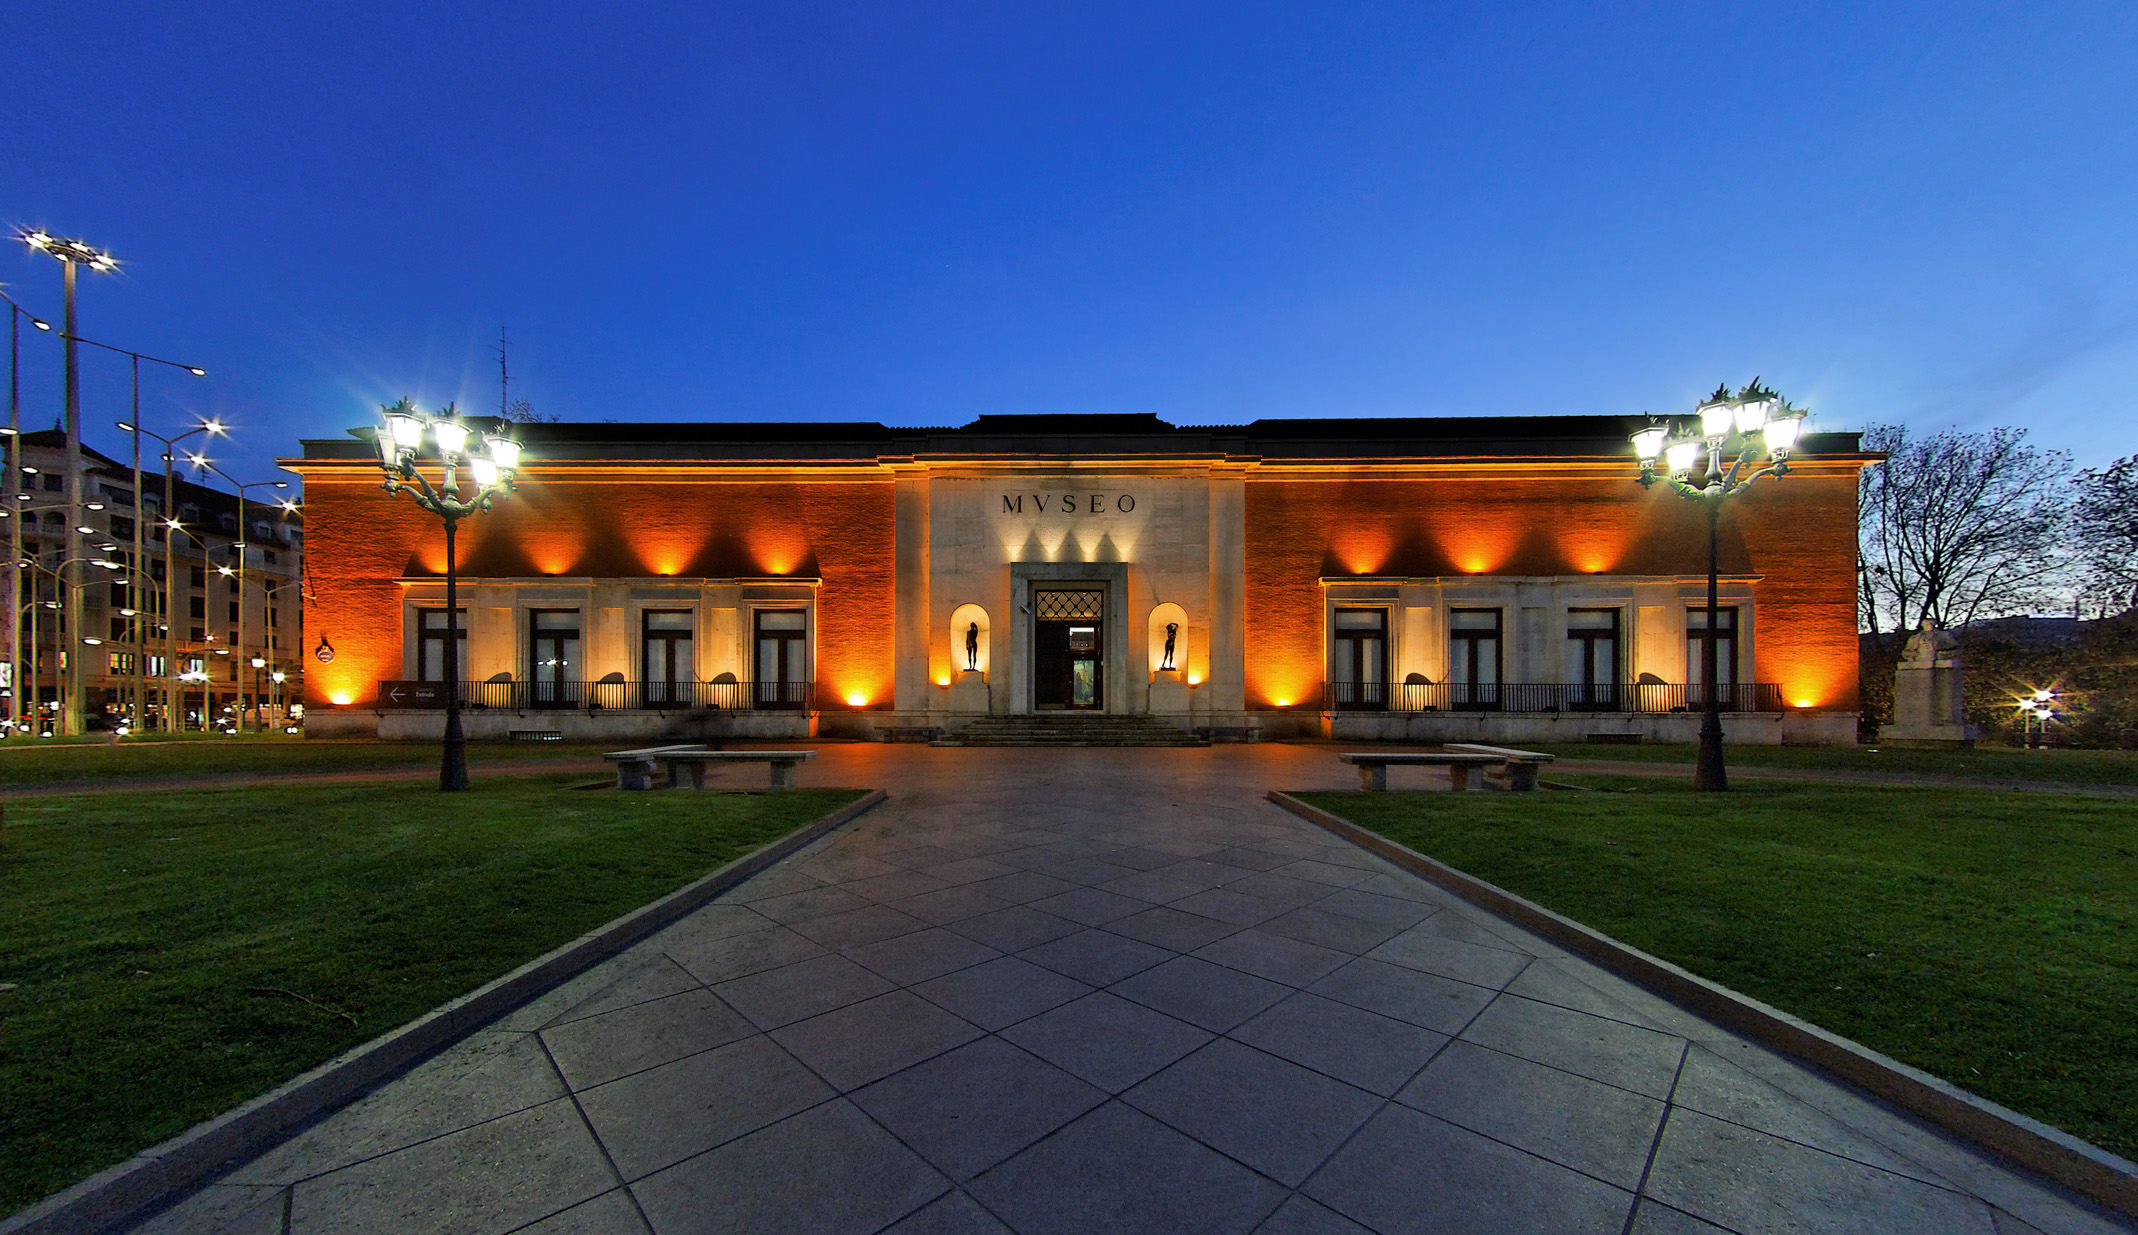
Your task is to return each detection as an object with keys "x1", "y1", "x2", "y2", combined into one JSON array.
[
  {"x1": 1322, "y1": 681, "x2": 1785, "y2": 714},
  {"x1": 379, "y1": 679, "x2": 816, "y2": 712}
]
